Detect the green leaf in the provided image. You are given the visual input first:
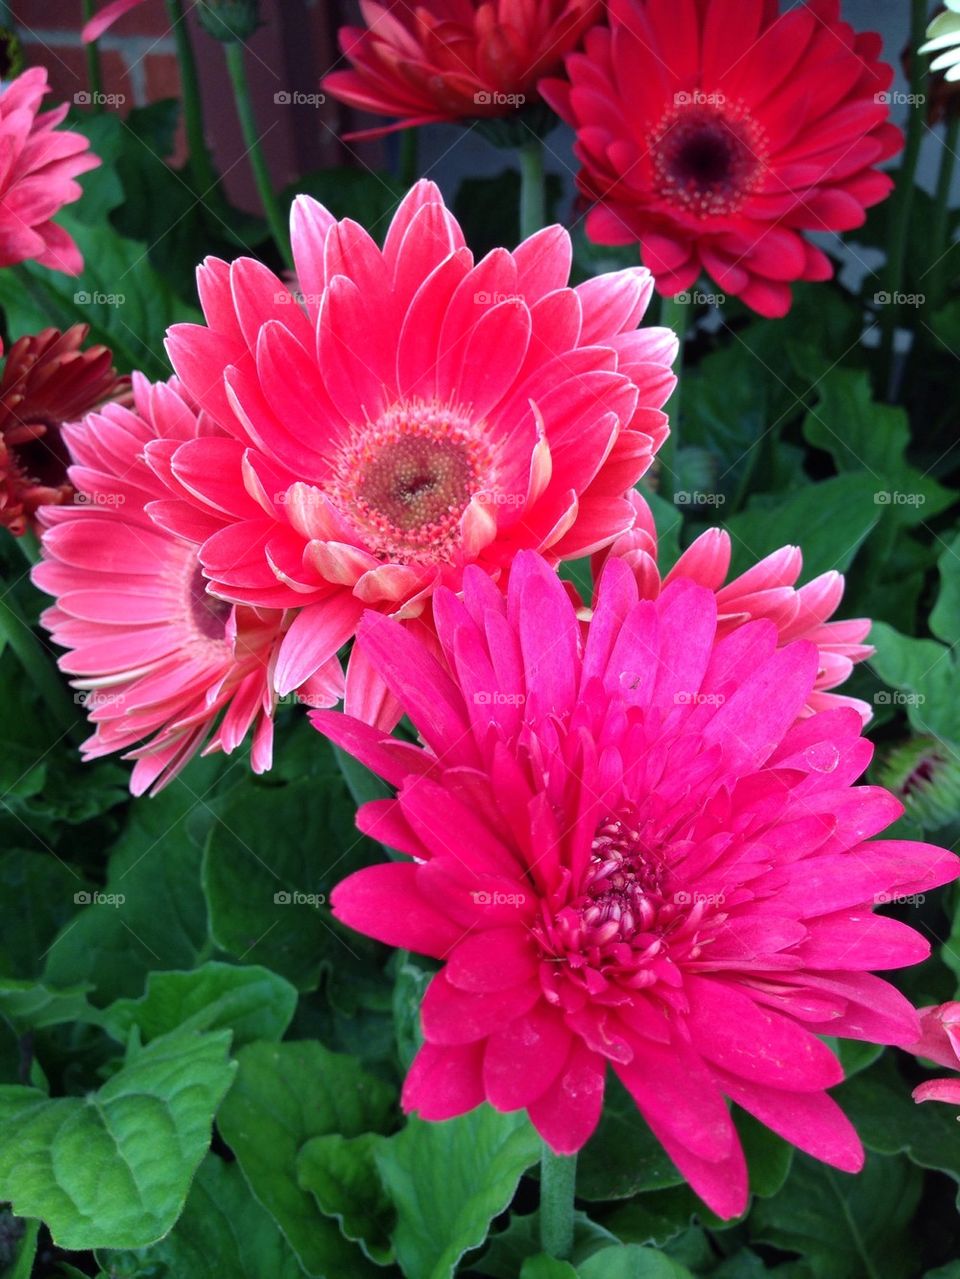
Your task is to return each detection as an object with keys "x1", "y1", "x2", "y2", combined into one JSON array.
[
  {"x1": 101, "y1": 962, "x2": 298, "y2": 1047},
  {"x1": 577, "y1": 1244, "x2": 695, "y2": 1278},
  {"x1": 723, "y1": 473, "x2": 881, "y2": 580},
  {"x1": 291, "y1": 168, "x2": 404, "y2": 239},
  {"x1": 801, "y1": 369, "x2": 953, "y2": 525},
  {"x1": 577, "y1": 1074, "x2": 684, "y2": 1200},
  {"x1": 750, "y1": 1151, "x2": 922, "y2": 1279},
  {"x1": 0, "y1": 212, "x2": 199, "y2": 378},
  {"x1": 297, "y1": 1132, "x2": 395, "y2": 1264},
  {"x1": 374, "y1": 1106, "x2": 540, "y2": 1279},
  {"x1": 203, "y1": 766, "x2": 377, "y2": 990},
  {"x1": 930, "y1": 532, "x2": 960, "y2": 646},
  {"x1": 44, "y1": 762, "x2": 218, "y2": 1003},
  {"x1": 68, "y1": 110, "x2": 126, "y2": 224},
  {"x1": 0, "y1": 1028, "x2": 236, "y2": 1250},
  {"x1": 520, "y1": 1257, "x2": 578, "y2": 1279},
  {"x1": 98, "y1": 1154, "x2": 302, "y2": 1279},
  {"x1": 216, "y1": 1040, "x2": 395, "y2": 1278},
  {"x1": 0, "y1": 978, "x2": 100, "y2": 1034},
  {"x1": 0, "y1": 850, "x2": 89, "y2": 979},
  {"x1": 869, "y1": 622, "x2": 959, "y2": 744},
  {"x1": 478, "y1": 1211, "x2": 618, "y2": 1277}
]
